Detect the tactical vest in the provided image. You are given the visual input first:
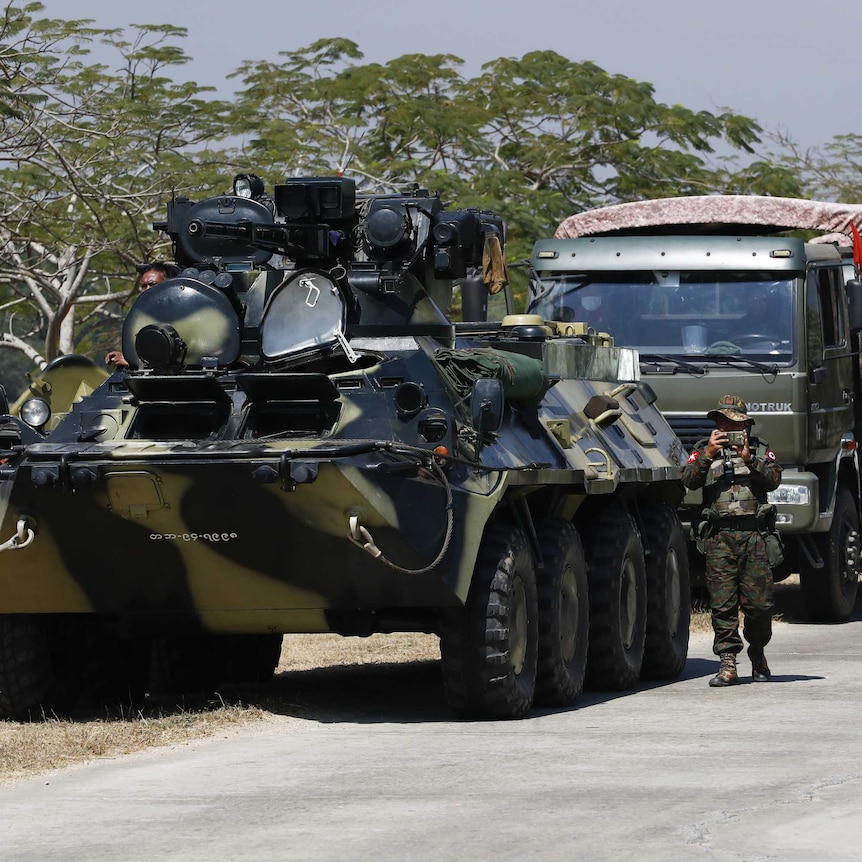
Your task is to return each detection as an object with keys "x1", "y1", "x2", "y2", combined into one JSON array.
[
  {"x1": 693, "y1": 438, "x2": 784, "y2": 565},
  {"x1": 704, "y1": 454, "x2": 760, "y2": 517}
]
